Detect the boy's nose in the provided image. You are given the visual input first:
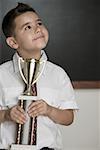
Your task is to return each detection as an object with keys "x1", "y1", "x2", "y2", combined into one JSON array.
[{"x1": 35, "y1": 25, "x2": 41, "y2": 33}]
